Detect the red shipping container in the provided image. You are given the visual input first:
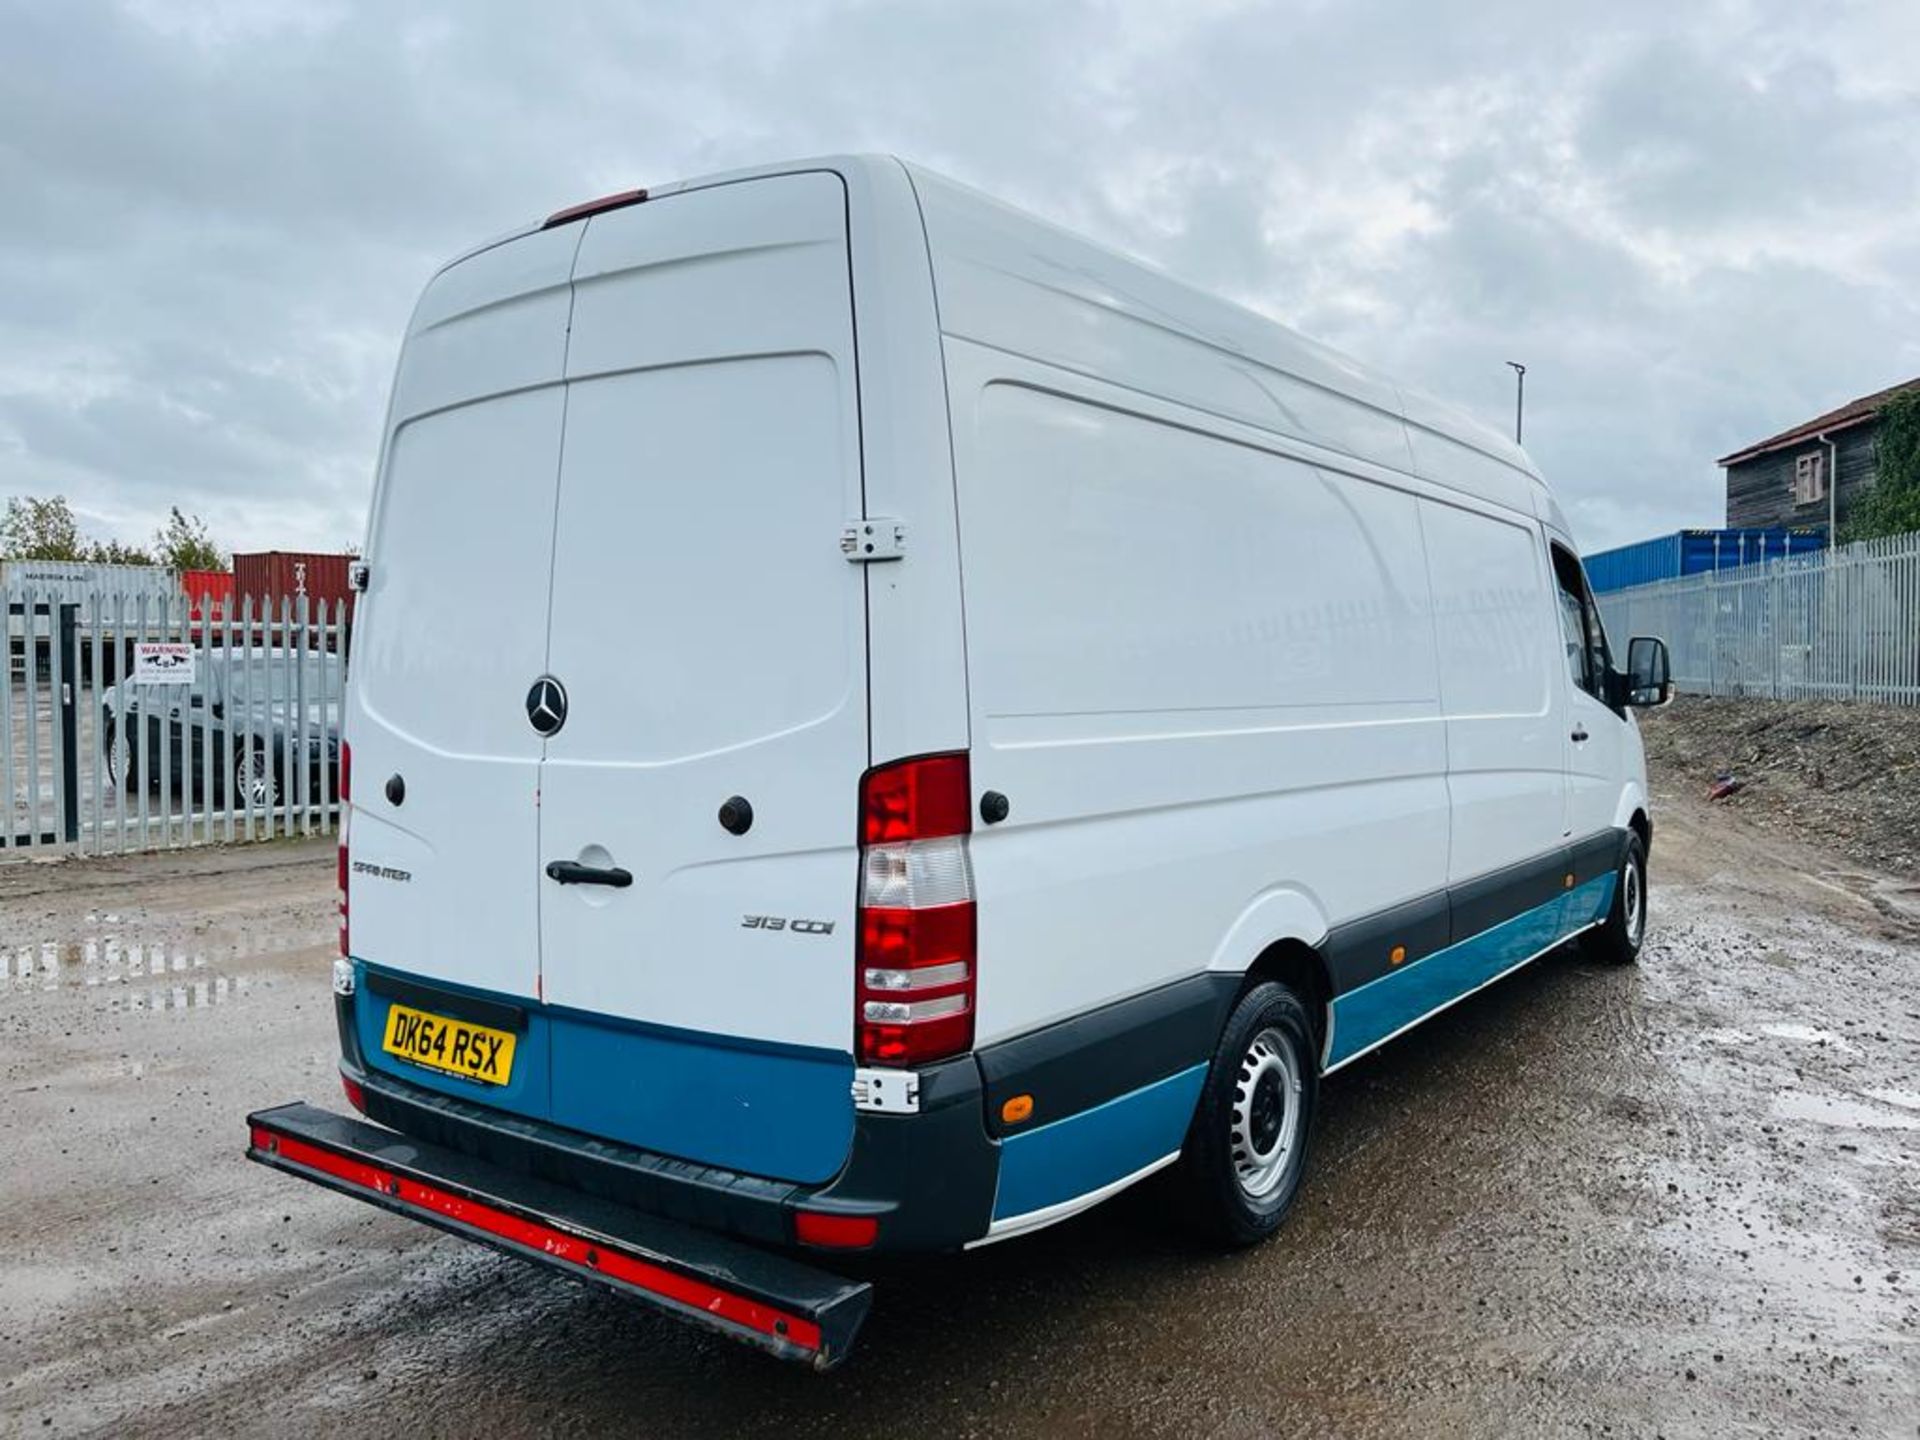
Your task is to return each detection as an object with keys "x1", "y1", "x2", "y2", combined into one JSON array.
[
  {"x1": 181, "y1": 568, "x2": 234, "y2": 620},
  {"x1": 231, "y1": 551, "x2": 358, "y2": 621}
]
